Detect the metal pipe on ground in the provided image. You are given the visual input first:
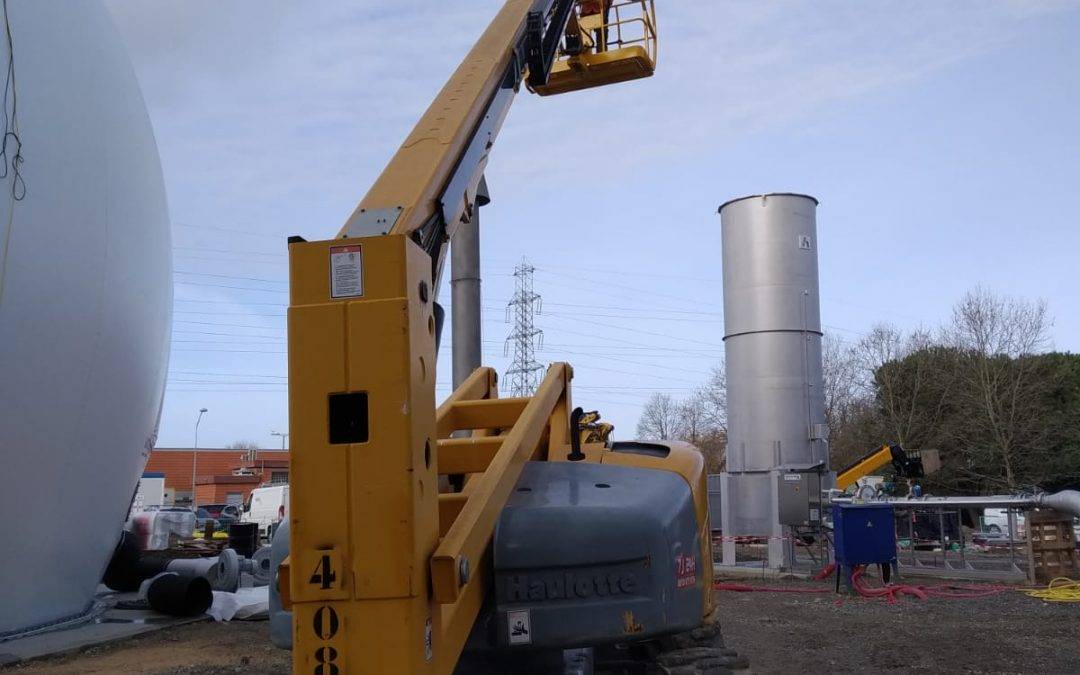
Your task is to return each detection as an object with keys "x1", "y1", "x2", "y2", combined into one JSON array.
[
  {"x1": 146, "y1": 573, "x2": 213, "y2": 617},
  {"x1": 165, "y1": 548, "x2": 240, "y2": 592}
]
